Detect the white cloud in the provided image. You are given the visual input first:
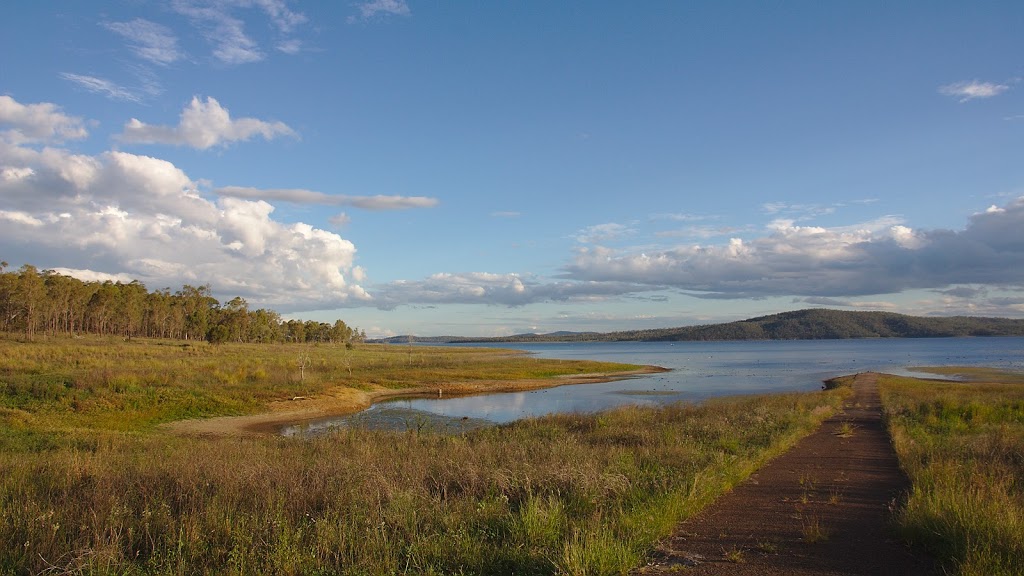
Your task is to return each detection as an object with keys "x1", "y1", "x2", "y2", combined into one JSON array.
[
  {"x1": 651, "y1": 212, "x2": 713, "y2": 222},
  {"x1": 0, "y1": 133, "x2": 368, "y2": 312},
  {"x1": 329, "y1": 212, "x2": 351, "y2": 227},
  {"x1": 60, "y1": 73, "x2": 143, "y2": 103},
  {"x1": 564, "y1": 200, "x2": 1024, "y2": 299},
  {"x1": 171, "y1": 0, "x2": 307, "y2": 65},
  {"x1": 277, "y1": 39, "x2": 302, "y2": 54},
  {"x1": 49, "y1": 268, "x2": 136, "y2": 283},
  {"x1": 0, "y1": 96, "x2": 89, "y2": 144},
  {"x1": 0, "y1": 210, "x2": 44, "y2": 227},
  {"x1": 216, "y1": 186, "x2": 439, "y2": 210},
  {"x1": 103, "y1": 18, "x2": 183, "y2": 65},
  {"x1": 249, "y1": 0, "x2": 307, "y2": 33},
  {"x1": 118, "y1": 96, "x2": 297, "y2": 149},
  {"x1": 172, "y1": 0, "x2": 263, "y2": 64},
  {"x1": 655, "y1": 225, "x2": 747, "y2": 240},
  {"x1": 574, "y1": 222, "x2": 634, "y2": 244},
  {"x1": 350, "y1": 0, "x2": 411, "y2": 22},
  {"x1": 939, "y1": 80, "x2": 1010, "y2": 103},
  {"x1": 760, "y1": 202, "x2": 836, "y2": 218},
  {"x1": 346, "y1": 195, "x2": 439, "y2": 210},
  {"x1": 372, "y1": 273, "x2": 648, "y2": 310}
]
